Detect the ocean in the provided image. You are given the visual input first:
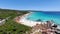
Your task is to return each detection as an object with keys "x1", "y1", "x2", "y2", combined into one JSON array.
[{"x1": 26, "y1": 11, "x2": 60, "y2": 24}]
